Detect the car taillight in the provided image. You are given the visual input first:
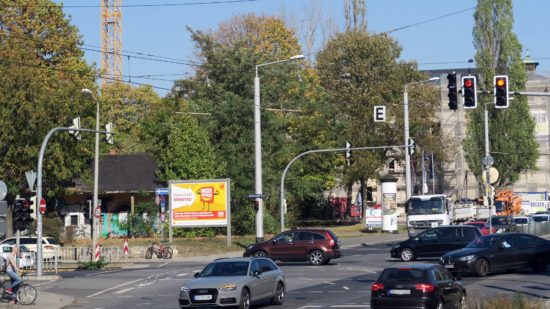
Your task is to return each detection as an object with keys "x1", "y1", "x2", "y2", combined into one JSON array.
[
  {"x1": 325, "y1": 232, "x2": 335, "y2": 247},
  {"x1": 371, "y1": 283, "x2": 385, "y2": 292},
  {"x1": 415, "y1": 284, "x2": 435, "y2": 293}
]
